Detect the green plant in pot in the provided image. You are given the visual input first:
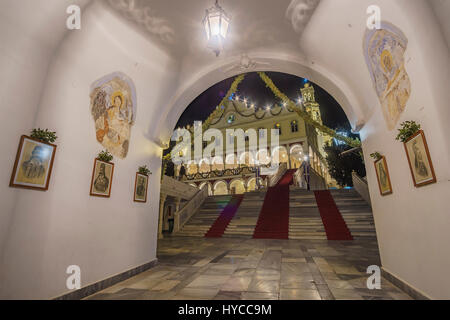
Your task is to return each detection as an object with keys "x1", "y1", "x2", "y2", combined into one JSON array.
[
  {"x1": 396, "y1": 121, "x2": 421, "y2": 143},
  {"x1": 31, "y1": 128, "x2": 57, "y2": 144},
  {"x1": 98, "y1": 150, "x2": 113, "y2": 163},
  {"x1": 138, "y1": 165, "x2": 152, "y2": 176},
  {"x1": 370, "y1": 152, "x2": 383, "y2": 161}
]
